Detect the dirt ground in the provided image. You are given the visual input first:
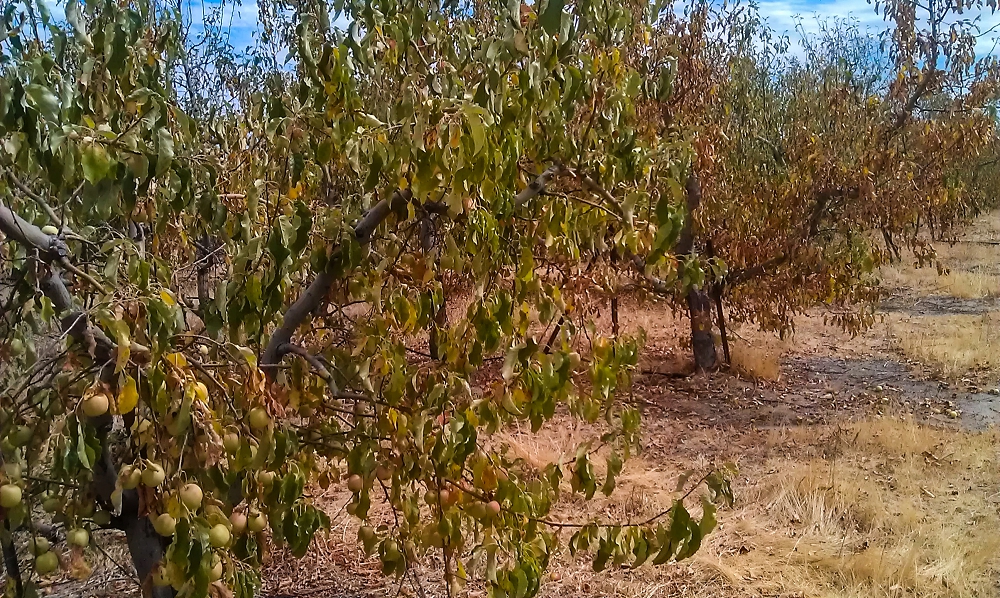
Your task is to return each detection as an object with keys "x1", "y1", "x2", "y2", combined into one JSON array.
[{"x1": 26, "y1": 212, "x2": 1000, "y2": 597}]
